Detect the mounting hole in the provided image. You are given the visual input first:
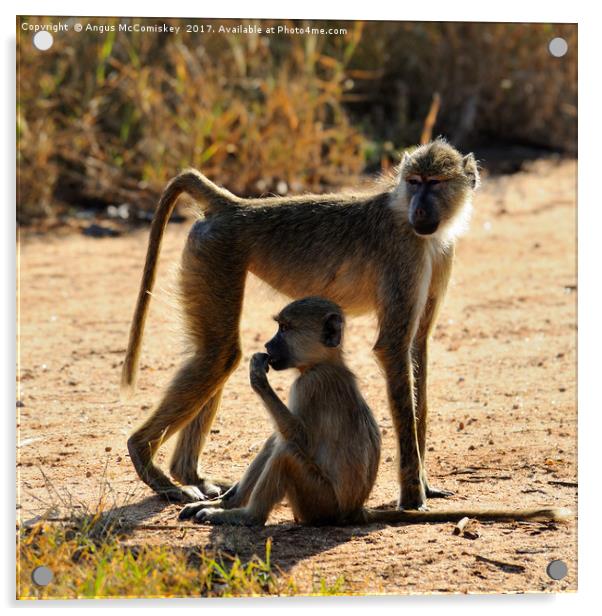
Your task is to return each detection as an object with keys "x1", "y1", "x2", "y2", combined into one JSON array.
[
  {"x1": 546, "y1": 559, "x2": 568, "y2": 580},
  {"x1": 549, "y1": 37, "x2": 568, "y2": 58},
  {"x1": 33, "y1": 31, "x2": 53, "y2": 51},
  {"x1": 31, "y1": 565, "x2": 54, "y2": 586}
]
